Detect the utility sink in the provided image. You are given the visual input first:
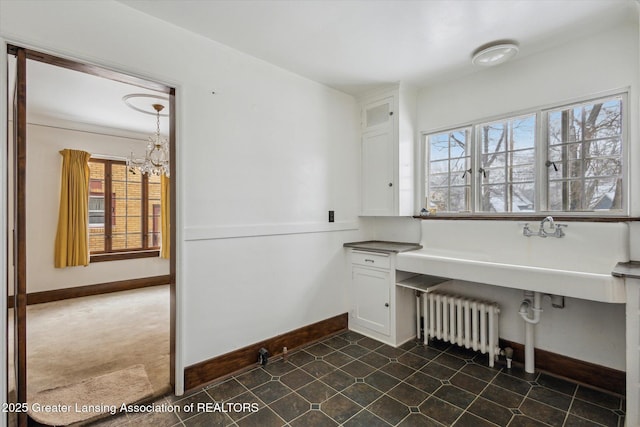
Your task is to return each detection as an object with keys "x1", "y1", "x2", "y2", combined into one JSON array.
[{"x1": 396, "y1": 220, "x2": 628, "y2": 303}]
